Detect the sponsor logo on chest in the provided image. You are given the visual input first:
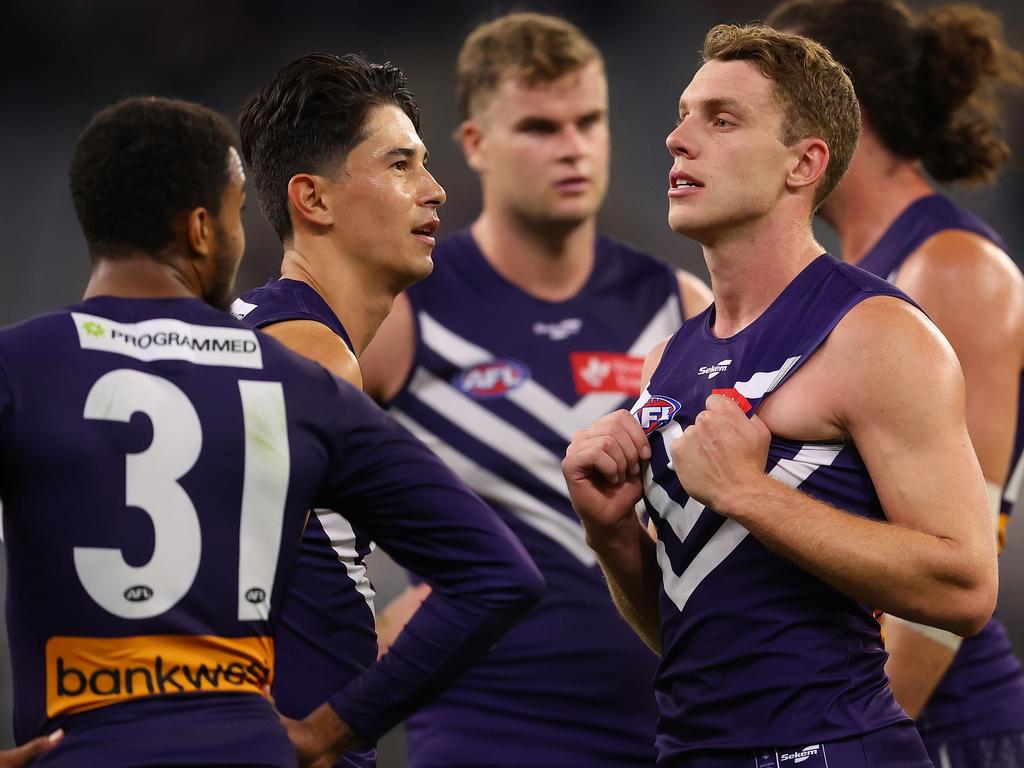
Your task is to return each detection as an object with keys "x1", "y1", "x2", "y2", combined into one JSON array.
[
  {"x1": 454, "y1": 359, "x2": 531, "y2": 399},
  {"x1": 570, "y1": 352, "x2": 644, "y2": 395},
  {"x1": 533, "y1": 318, "x2": 582, "y2": 341},
  {"x1": 697, "y1": 358, "x2": 732, "y2": 379}
]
